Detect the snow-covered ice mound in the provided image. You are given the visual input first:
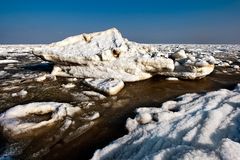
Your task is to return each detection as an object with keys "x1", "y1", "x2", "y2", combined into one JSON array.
[
  {"x1": 92, "y1": 84, "x2": 240, "y2": 160},
  {"x1": 33, "y1": 28, "x2": 214, "y2": 82},
  {"x1": 0, "y1": 102, "x2": 81, "y2": 140}
]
